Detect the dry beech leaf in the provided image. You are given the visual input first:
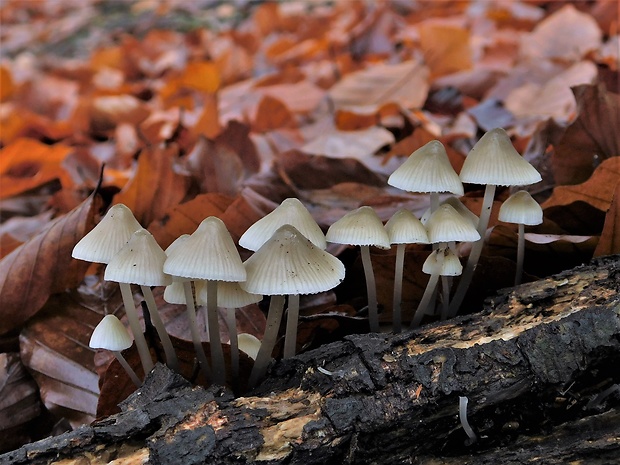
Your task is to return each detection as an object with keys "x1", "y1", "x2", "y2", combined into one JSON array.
[
  {"x1": 418, "y1": 22, "x2": 472, "y2": 79},
  {"x1": 181, "y1": 61, "x2": 220, "y2": 93},
  {"x1": 252, "y1": 95, "x2": 295, "y2": 133},
  {"x1": 115, "y1": 144, "x2": 189, "y2": 226},
  {"x1": 328, "y1": 60, "x2": 430, "y2": 110},
  {"x1": 552, "y1": 84, "x2": 620, "y2": 185},
  {"x1": 543, "y1": 201, "x2": 606, "y2": 236},
  {"x1": 0, "y1": 195, "x2": 99, "y2": 335},
  {"x1": 594, "y1": 182, "x2": 620, "y2": 257},
  {"x1": 215, "y1": 121, "x2": 261, "y2": 175},
  {"x1": 301, "y1": 126, "x2": 395, "y2": 161},
  {"x1": 543, "y1": 157, "x2": 620, "y2": 211},
  {"x1": 523, "y1": 233, "x2": 594, "y2": 244},
  {"x1": 0, "y1": 353, "x2": 42, "y2": 453}
]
